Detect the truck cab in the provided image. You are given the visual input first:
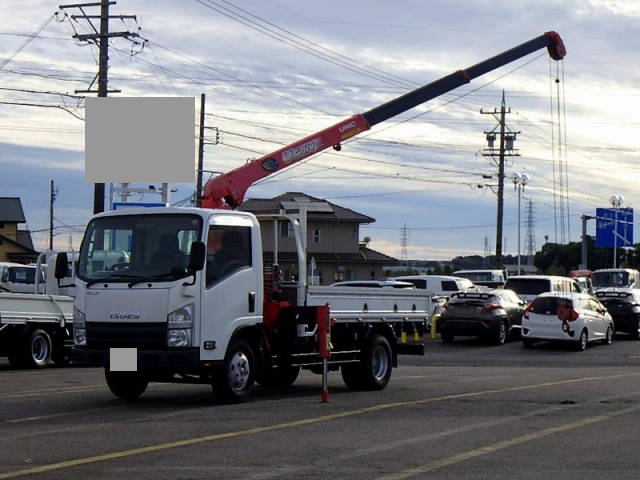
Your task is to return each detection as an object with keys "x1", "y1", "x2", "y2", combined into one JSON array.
[
  {"x1": 0, "y1": 262, "x2": 45, "y2": 294},
  {"x1": 72, "y1": 207, "x2": 262, "y2": 372}
]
